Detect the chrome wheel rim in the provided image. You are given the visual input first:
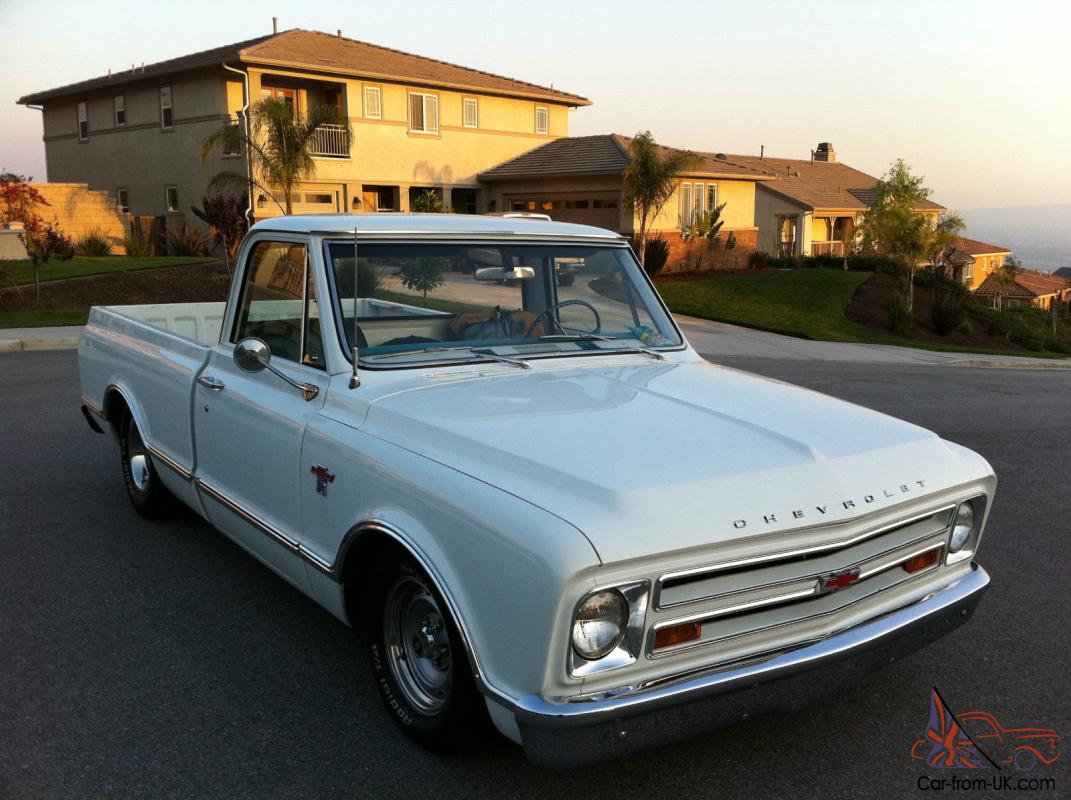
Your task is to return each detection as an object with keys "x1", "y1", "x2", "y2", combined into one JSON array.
[
  {"x1": 127, "y1": 423, "x2": 151, "y2": 493},
  {"x1": 383, "y1": 576, "x2": 452, "y2": 715}
]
